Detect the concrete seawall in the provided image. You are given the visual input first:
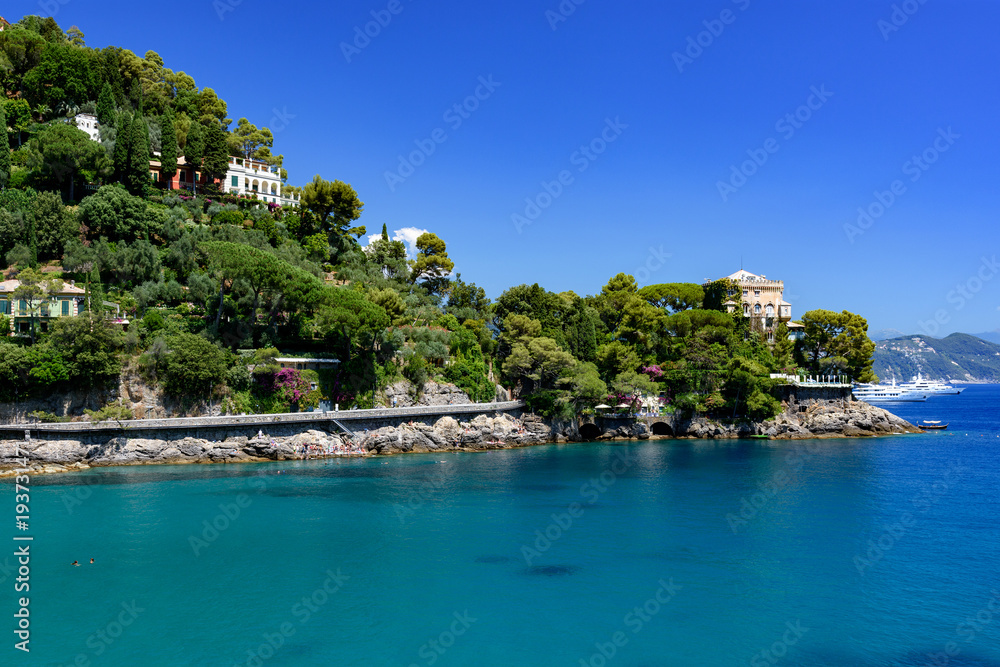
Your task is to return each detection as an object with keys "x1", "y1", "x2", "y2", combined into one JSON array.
[{"x1": 0, "y1": 401, "x2": 526, "y2": 444}]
